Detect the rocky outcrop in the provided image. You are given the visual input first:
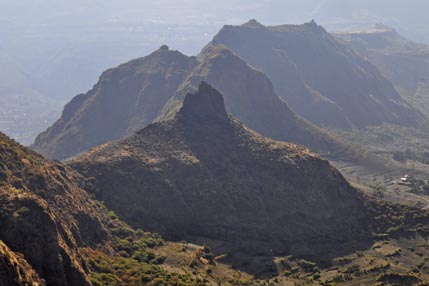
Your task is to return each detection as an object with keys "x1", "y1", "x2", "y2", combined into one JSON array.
[
  {"x1": 212, "y1": 20, "x2": 423, "y2": 129},
  {"x1": 0, "y1": 240, "x2": 41, "y2": 286},
  {"x1": 71, "y1": 83, "x2": 372, "y2": 260}
]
